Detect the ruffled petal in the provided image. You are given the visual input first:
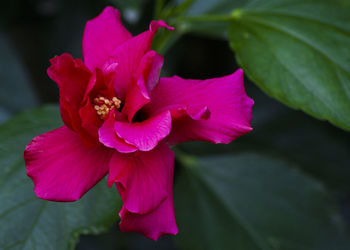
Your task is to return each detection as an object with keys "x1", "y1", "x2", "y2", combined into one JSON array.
[
  {"x1": 149, "y1": 20, "x2": 174, "y2": 33},
  {"x1": 25, "y1": 126, "x2": 113, "y2": 202},
  {"x1": 98, "y1": 115, "x2": 138, "y2": 153},
  {"x1": 114, "y1": 111, "x2": 172, "y2": 151},
  {"x1": 47, "y1": 53, "x2": 91, "y2": 132},
  {"x1": 83, "y1": 6, "x2": 132, "y2": 70},
  {"x1": 109, "y1": 20, "x2": 173, "y2": 100},
  {"x1": 144, "y1": 69, "x2": 254, "y2": 144},
  {"x1": 118, "y1": 144, "x2": 178, "y2": 240},
  {"x1": 122, "y1": 50, "x2": 163, "y2": 122},
  {"x1": 108, "y1": 143, "x2": 172, "y2": 214}
]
